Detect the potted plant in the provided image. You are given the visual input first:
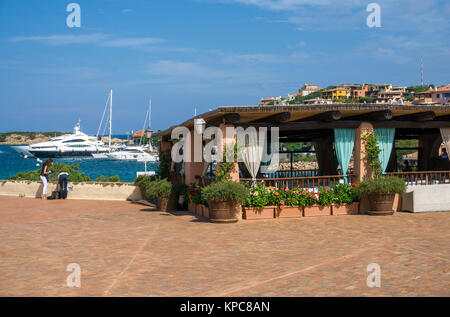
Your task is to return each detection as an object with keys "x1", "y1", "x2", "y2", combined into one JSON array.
[
  {"x1": 187, "y1": 183, "x2": 205, "y2": 215},
  {"x1": 243, "y1": 182, "x2": 275, "y2": 219},
  {"x1": 134, "y1": 175, "x2": 158, "y2": 202},
  {"x1": 146, "y1": 179, "x2": 178, "y2": 212},
  {"x1": 358, "y1": 176, "x2": 406, "y2": 215},
  {"x1": 274, "y1": 187, "x2": 303, "y2": 218},
  {"x1": 359, "y1": 130, "x2": 406, "y2": 215},
  {"x1": 201, "y1": 181, "x2": 248, "y2": 223},
  {"x1": 331, "y1": 183, "x2": 360, "y2": 215},
  {"x1": 302, "y1": 188, "x2": 332, "y2": 217}
]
